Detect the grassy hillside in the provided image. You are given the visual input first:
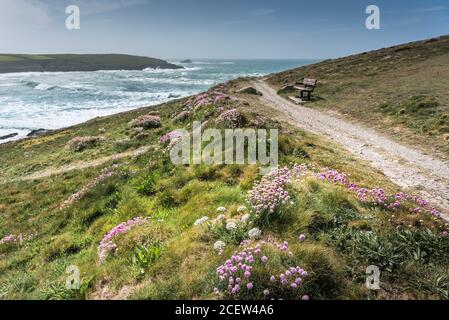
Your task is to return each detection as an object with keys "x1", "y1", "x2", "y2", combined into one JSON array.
[
  {"x1": 268, "y1": 35, "x2": 449, "y2": 156},
  {"x1": 1, "y1": 73, "x2": 448, "y2": 300},
  {"x1": 0, "y1": 54, "x2": 181, "y2": 73}
]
